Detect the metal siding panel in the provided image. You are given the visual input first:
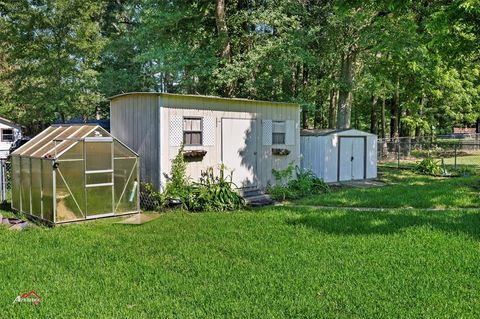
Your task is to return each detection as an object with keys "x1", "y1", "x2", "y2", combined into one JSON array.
[{"x1": 366, "y1": 136, "x2": 377, "y2": 179}]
